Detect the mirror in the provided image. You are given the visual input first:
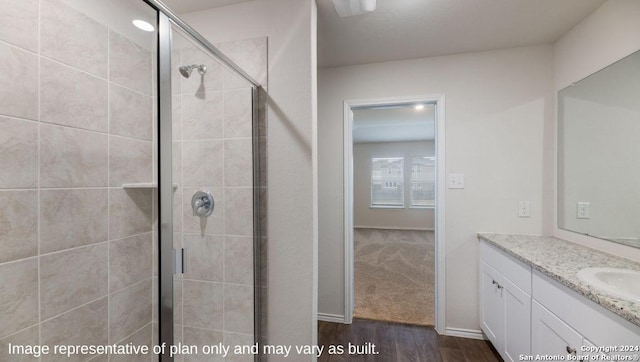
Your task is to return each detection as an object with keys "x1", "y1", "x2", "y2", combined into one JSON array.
[{"x1": 558, "y1": 49, "x2": 640, "y2": 248}]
